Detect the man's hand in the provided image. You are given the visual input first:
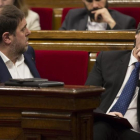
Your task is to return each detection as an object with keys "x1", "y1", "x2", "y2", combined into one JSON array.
[
  {"x1": 91, "y1": 8, "x2": 116, "y2": 29},
  {"x1": 133, "y1": 47, "x2": 140, "y2": 61},
  {"x1": 107, "y1": 112, "x2": 124, "y2": 117}
]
